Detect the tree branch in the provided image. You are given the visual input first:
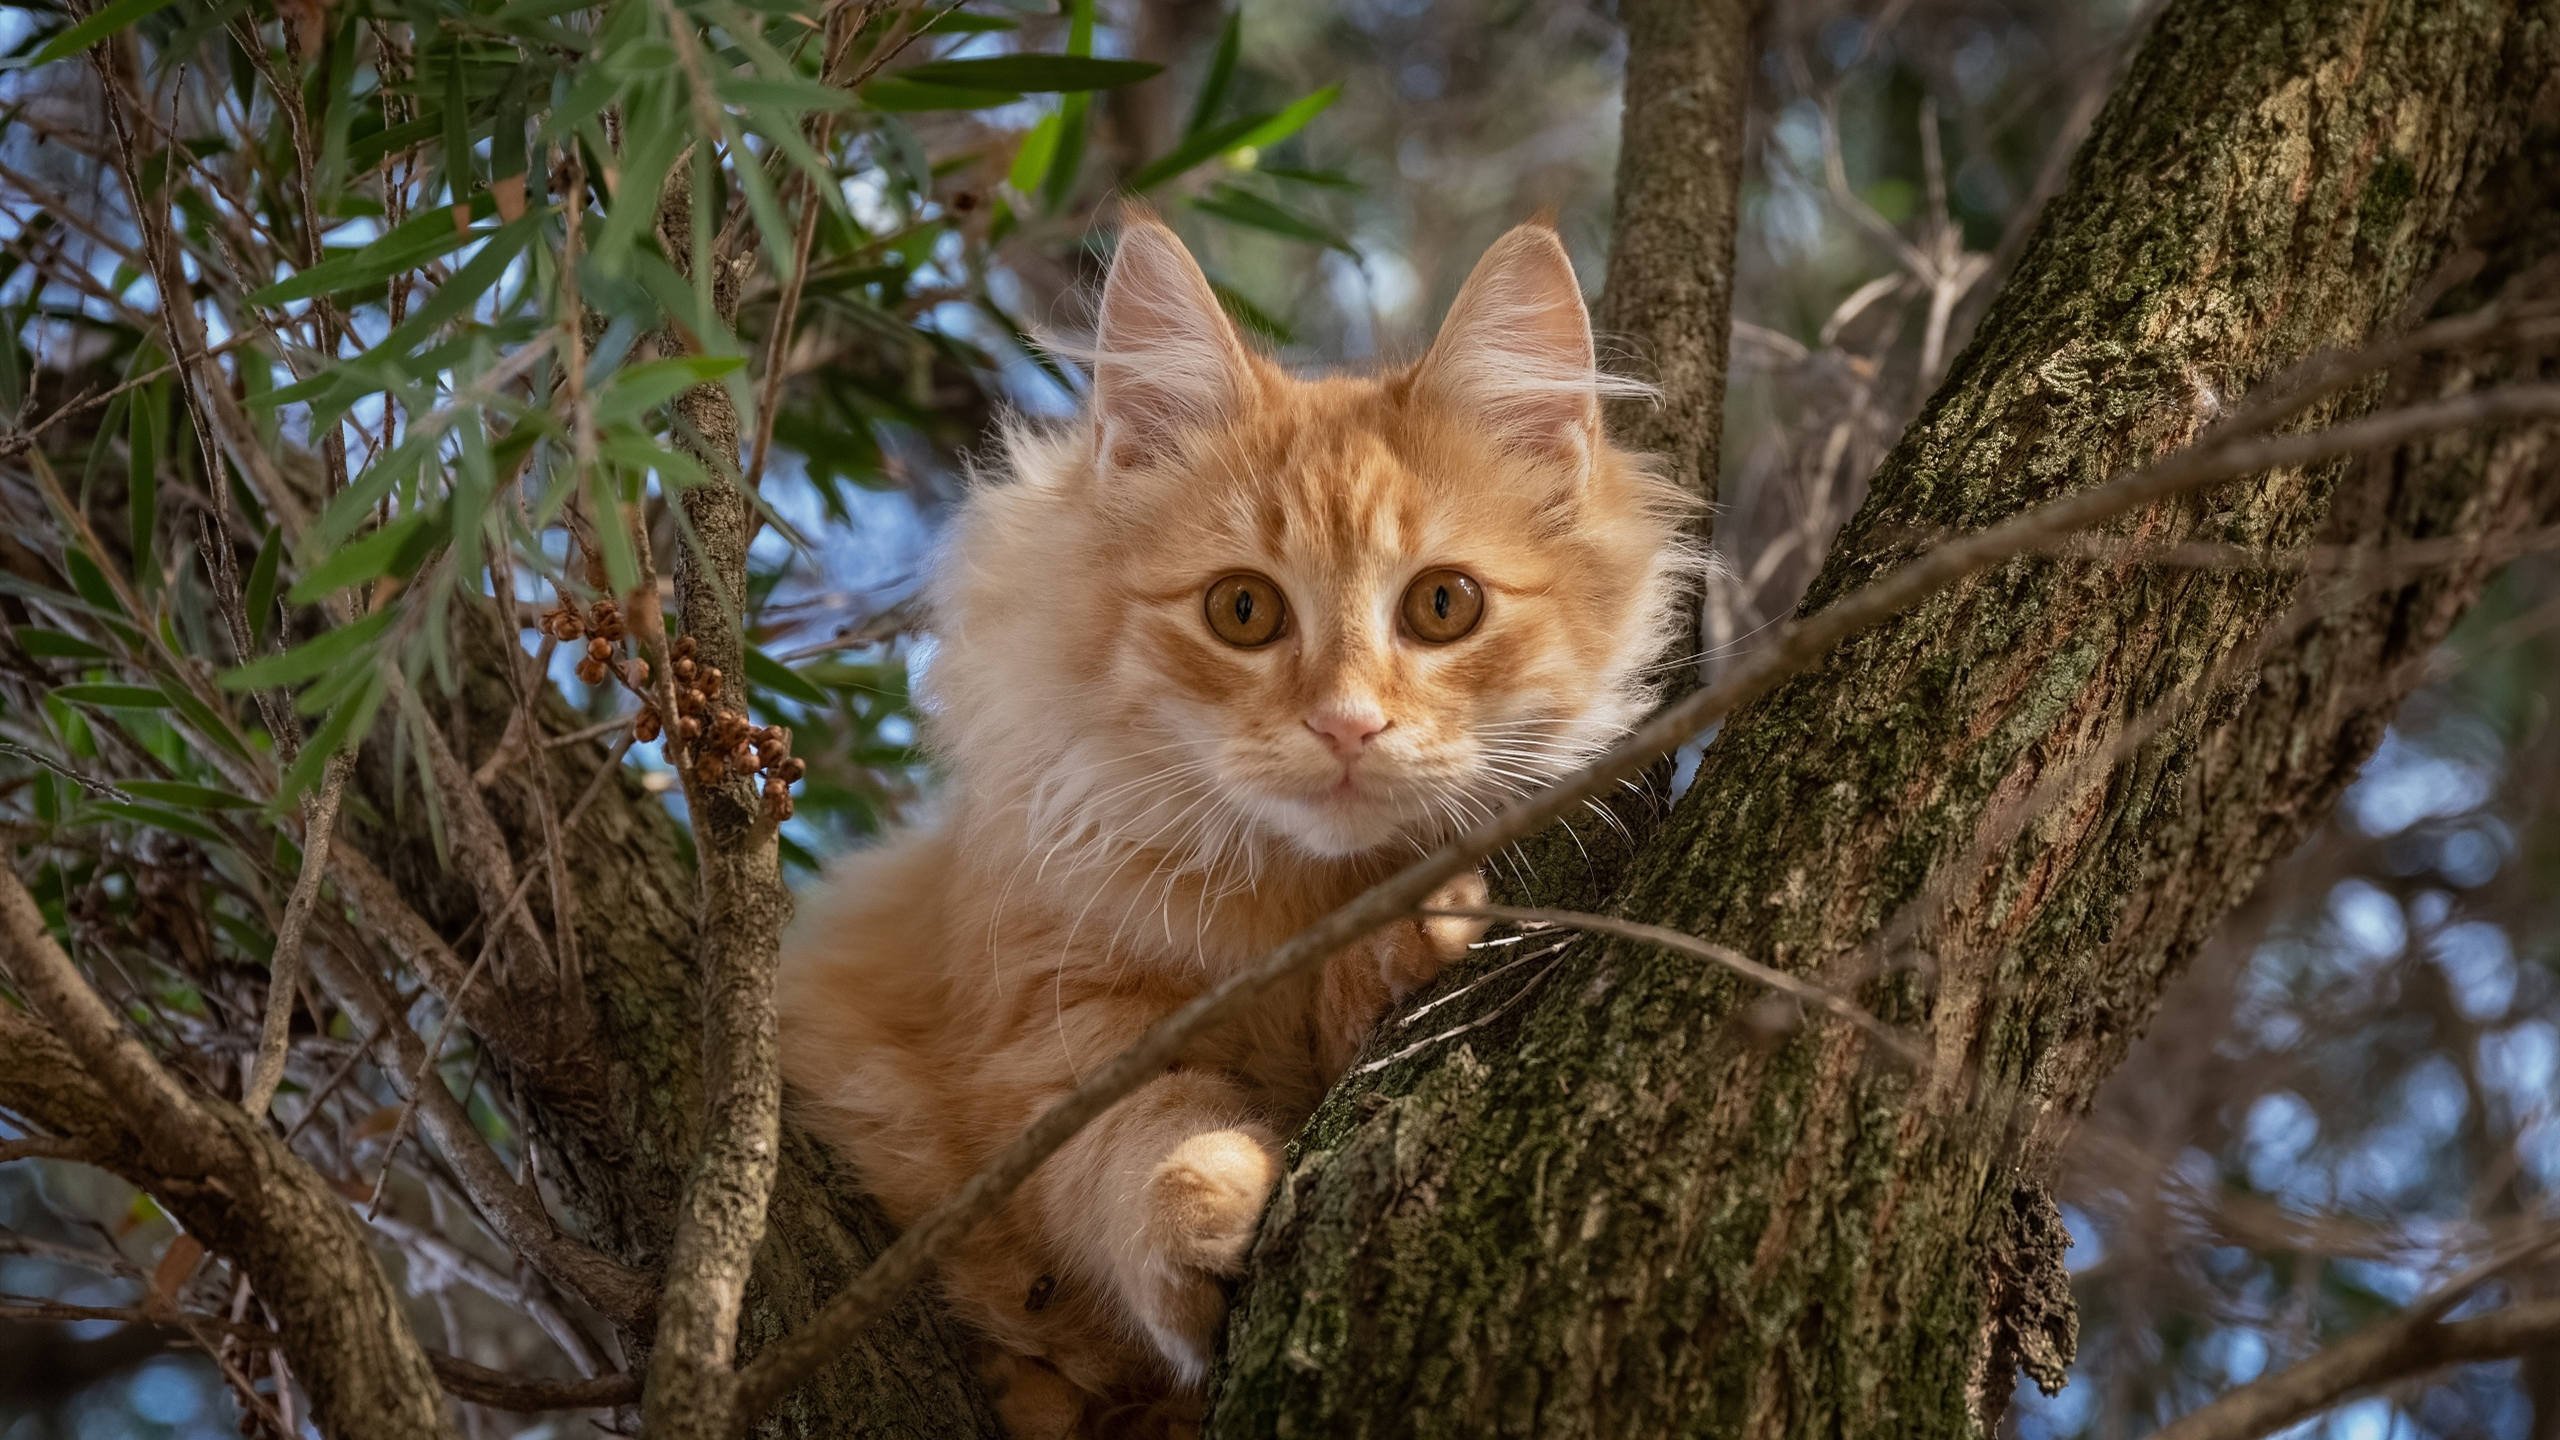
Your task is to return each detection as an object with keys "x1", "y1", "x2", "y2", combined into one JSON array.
[
  {"x1": 1597, "y1": 0, "x2": 1758, "y2": 565},
  {"x1": 242, "y1": 751, "x2": 351, "y2": 1118},
  {"x1": 2150, "y1": 1298, "x2": 2560, "y2": 1440},
  {"x1": 0, "y1": 867, "x2": 221, "y2": 1173},
  {"x1": 640, "y1": 133, "x2": 791, "y2": 1440},
  {"x1": 0, "y1": 900, "x2": 455, "y2": 1439}
]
